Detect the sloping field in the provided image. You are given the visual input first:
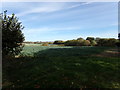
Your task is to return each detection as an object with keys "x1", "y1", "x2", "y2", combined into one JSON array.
[{"x1": 3, "y1": 45, "x2": 120, "y2": 88}]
